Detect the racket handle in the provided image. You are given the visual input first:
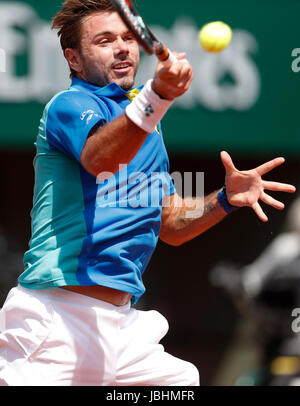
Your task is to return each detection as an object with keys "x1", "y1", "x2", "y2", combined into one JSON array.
[
  {"x1": 155, "y1": 42, "x2": 178, "y2": 67},
  {"x1": 162, "y1": 51, "x2": 178, "y2": 67}
]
